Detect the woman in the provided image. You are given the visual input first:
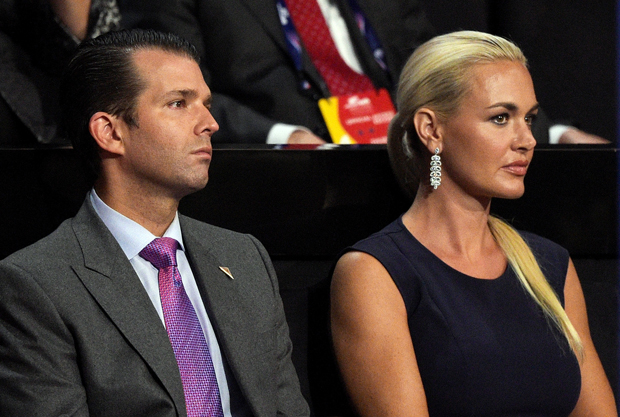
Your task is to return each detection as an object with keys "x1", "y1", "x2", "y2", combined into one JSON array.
[{"x1": 330, "y1": 31, "x2": 616, "y2": 416}]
